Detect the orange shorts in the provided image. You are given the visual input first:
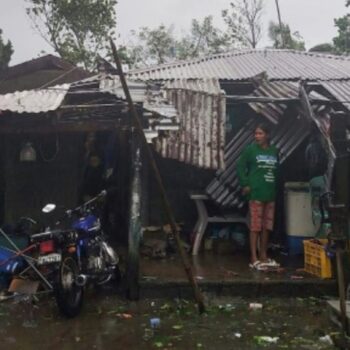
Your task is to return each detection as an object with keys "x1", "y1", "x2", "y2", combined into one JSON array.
[{"x1": 249, "y1": 201, "x2": 275, "y2": 232}]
